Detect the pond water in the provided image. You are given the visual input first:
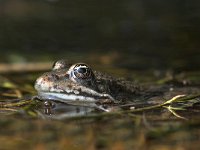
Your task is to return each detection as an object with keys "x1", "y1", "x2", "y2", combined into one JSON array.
[{"x1": 0, "y1": 0, "x2": 200, "y2": 150}]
